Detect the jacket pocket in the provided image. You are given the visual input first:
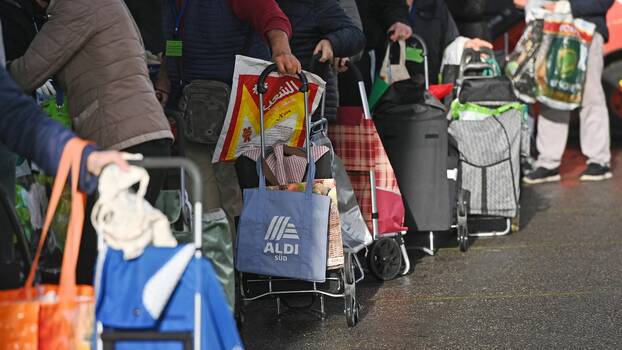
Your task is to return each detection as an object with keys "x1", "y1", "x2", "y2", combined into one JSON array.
[{"x1": 73, "y1": 100, "x2": 100, "y2": 130}]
